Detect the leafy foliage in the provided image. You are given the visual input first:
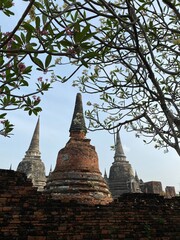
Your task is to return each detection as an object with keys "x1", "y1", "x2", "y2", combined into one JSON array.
[
  {"x1": 1, "y1": 0, "x2": 180, "y2": 156},
  {"x1": 0, "y1": 0, "x2": 95, "y2": 135},
  {"x1": 64, "y1": 0, "x2": 180, "y2": 155}
]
